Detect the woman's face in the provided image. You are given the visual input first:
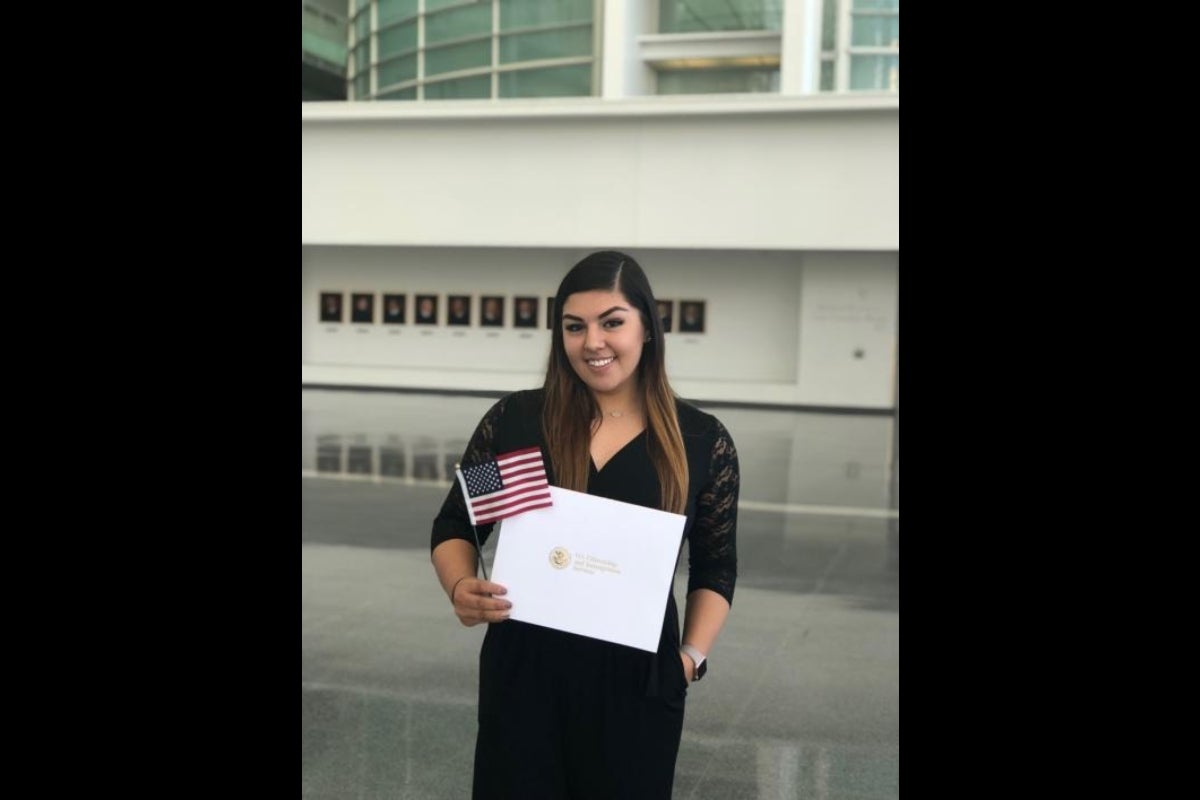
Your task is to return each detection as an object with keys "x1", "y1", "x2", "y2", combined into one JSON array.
[{"x1": 561, "y1": 289, "x2": 646, "y2": 400}]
